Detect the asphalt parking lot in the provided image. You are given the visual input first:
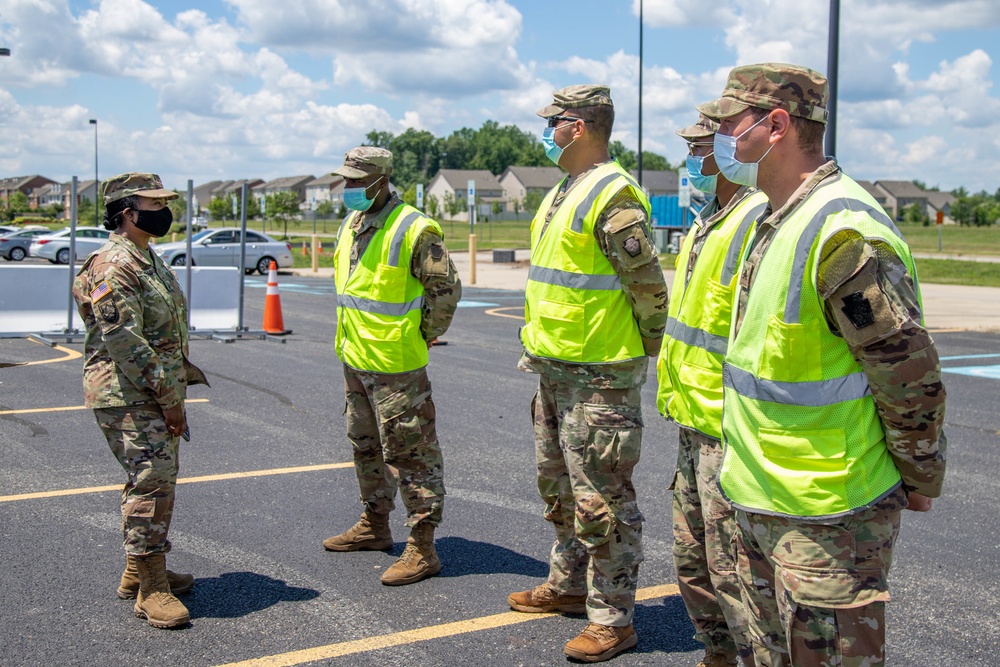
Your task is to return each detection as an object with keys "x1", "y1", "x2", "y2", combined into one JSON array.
[{"x1": 1, "y1": 276, "x2": 999, "y2": 666}]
